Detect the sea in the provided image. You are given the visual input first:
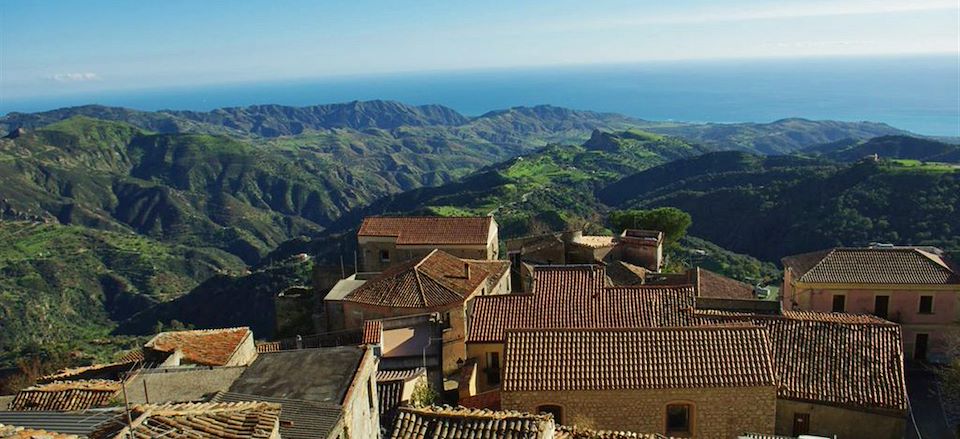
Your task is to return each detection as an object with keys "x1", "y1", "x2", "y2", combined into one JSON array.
[{"x1": 2, "y1": 55, "x2": 958, "y2": 136}]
